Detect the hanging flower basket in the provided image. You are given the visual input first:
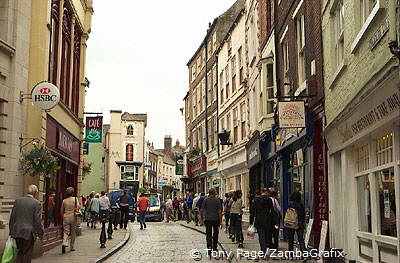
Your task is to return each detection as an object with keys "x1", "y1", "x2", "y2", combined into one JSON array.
[
  {"x1": 82, "y1": 159, "x2": 92, "y2": 179},
  {"x1": 20, "y1": 144, "x2": 60, "y2": 177}
]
